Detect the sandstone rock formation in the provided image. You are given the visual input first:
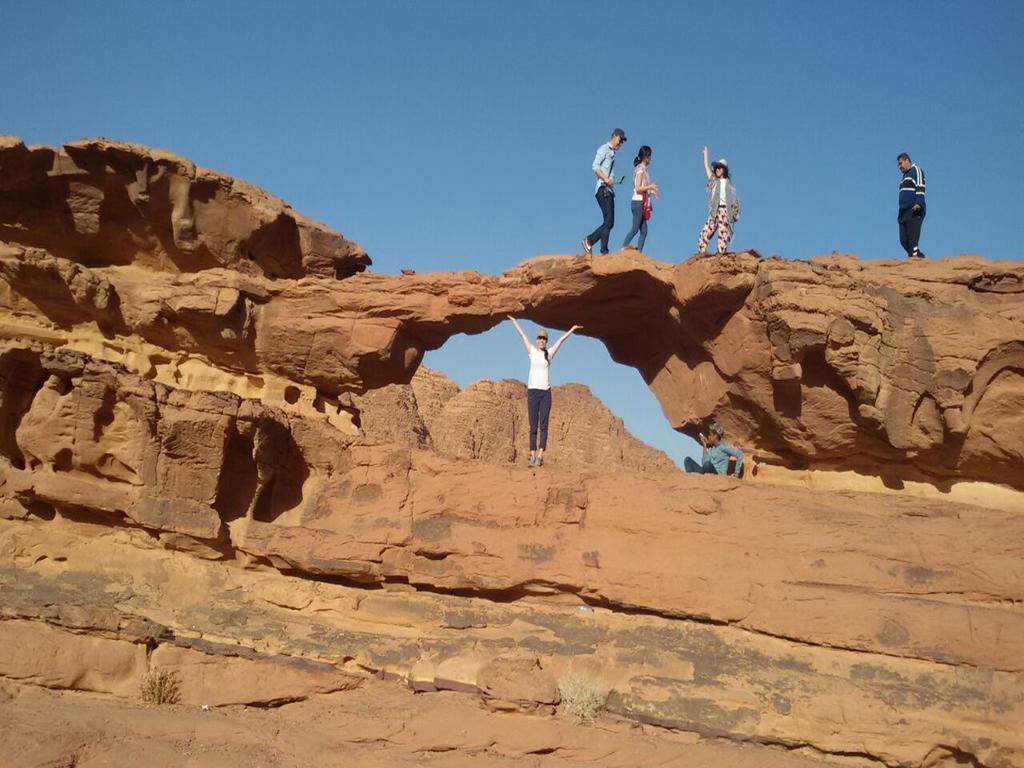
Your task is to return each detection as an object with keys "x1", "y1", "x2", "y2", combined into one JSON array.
[
  {"x1": 1, "y1": 682, "x2": 862, "y2": 768},
  {"x1": 1, "y1": 138, "x2": 1020, "y2": 487},
  {"x1": 0, "y1": 136, "x2": 369, "y2": 278},
  {"x1": 354, "y1": 366, "x2": 677, "y2": 472},
  {"x1": 1, "y1": 138, "x2": 1022, "y2": 768}
]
